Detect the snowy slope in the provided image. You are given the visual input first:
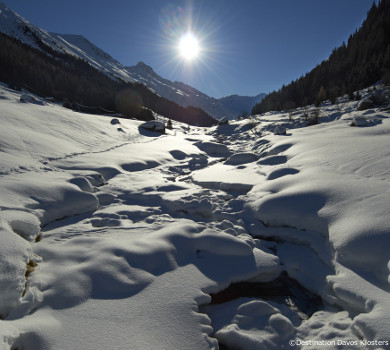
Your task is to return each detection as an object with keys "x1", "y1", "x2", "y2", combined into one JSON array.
[
  {"x1": 0, "y1": 2, "x2": 60, "y2": 52},
  {"x1": 0, "y1": 2, "x2": 264, "y2": 119},
  {"x1": 49, "y1": 33, "x2": 137, "y2": 83},
  {"x1": 0, "y1": 2, "x2": 136, "y2": 83},
  {"x1": 1, "y1": 83, "x2": 390, "y2": 349}
]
